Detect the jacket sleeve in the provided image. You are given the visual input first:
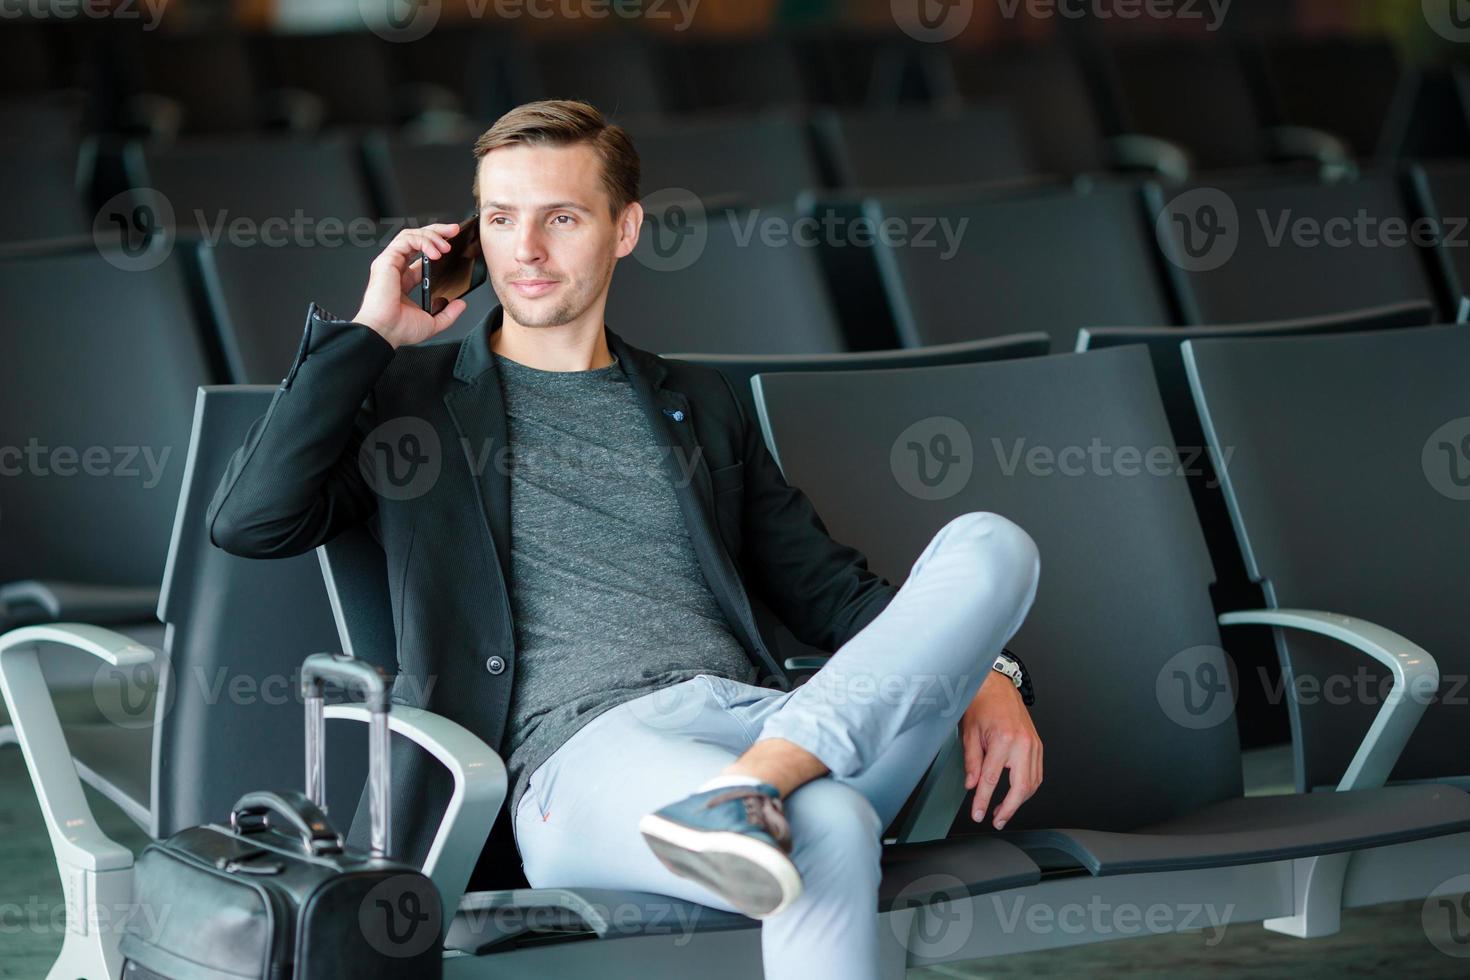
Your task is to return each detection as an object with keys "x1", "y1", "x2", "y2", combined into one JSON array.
[
  {"x1": 206, "y1": 304, "x2": 398, "y2": 559},
  {"x1": 722, "y1": 371, "x2": 899, "y2": 653}
]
